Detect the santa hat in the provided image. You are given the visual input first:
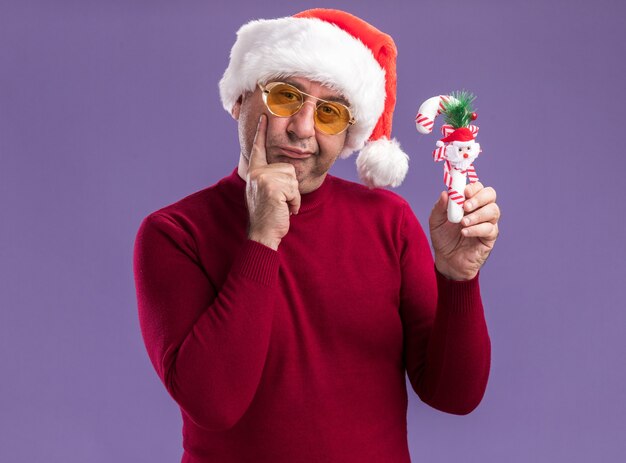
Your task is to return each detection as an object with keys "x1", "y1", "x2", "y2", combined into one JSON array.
[
  {"x1": 219, "y1": 8, "x2": 409, "y2": 188},
  {"x1": 439, "y1": 127, "x2": 475, "y2": 144}
]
